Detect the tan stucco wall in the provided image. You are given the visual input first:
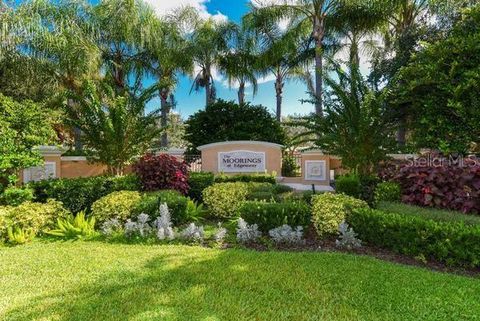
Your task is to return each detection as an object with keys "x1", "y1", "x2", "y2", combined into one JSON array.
[
  {"x1": 199, "y1": 141, "x2": 282, "y2": 175},
  {"x1": 60, "y1": 160, "x2": 107, "y2": 178}
]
